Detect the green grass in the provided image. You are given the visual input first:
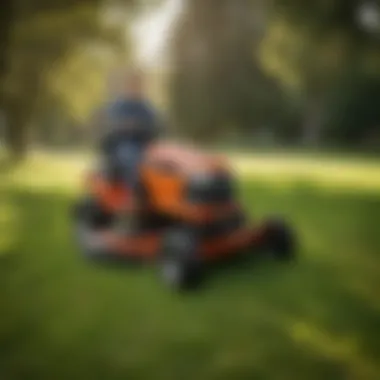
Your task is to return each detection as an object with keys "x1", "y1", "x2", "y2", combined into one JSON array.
[{"x1": 1, "y1": 155, "x2": 380, "y2": 380}]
